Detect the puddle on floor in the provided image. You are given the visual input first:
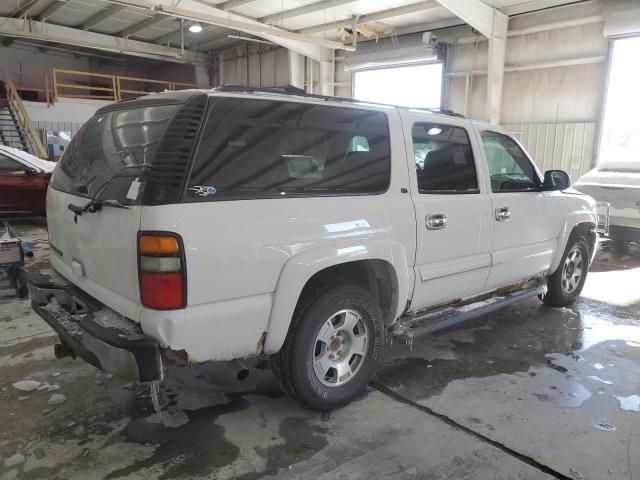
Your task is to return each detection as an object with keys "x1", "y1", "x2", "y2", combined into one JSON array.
[
  {"x1": 578, "y1": 314, "x2": 640, "y2": 352},
  {"x1": 587, "y1": 375, "x2": 614, "y2": 385},
  {"x1": 614, "y1": 394, "x2": 640, "y2": 412},
  {"x1": 557, "y1": 383, "x2": 593, "y2": 408}
]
